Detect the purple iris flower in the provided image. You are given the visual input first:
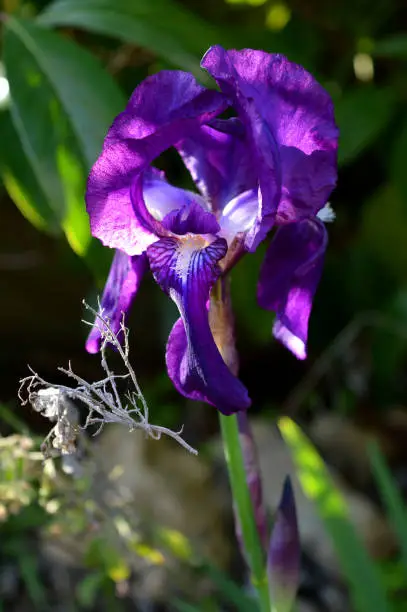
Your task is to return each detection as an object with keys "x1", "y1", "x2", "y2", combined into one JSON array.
[{"x1": 85, "y1": 46, "x2": 338, "y2": 415}]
